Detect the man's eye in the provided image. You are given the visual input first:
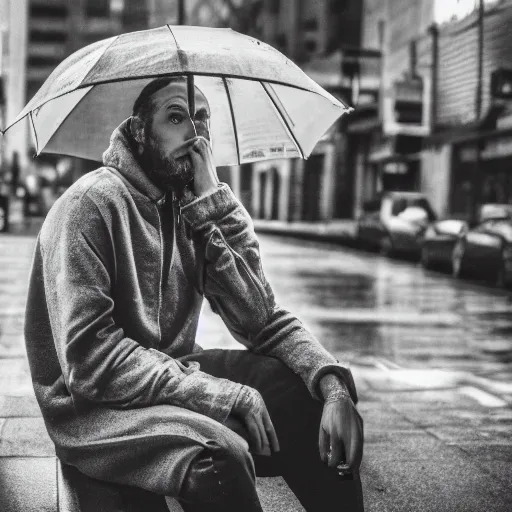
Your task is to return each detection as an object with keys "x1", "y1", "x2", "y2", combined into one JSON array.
[{"x1": 169, "y1": 114, "x2": 182, "y2": 124}]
